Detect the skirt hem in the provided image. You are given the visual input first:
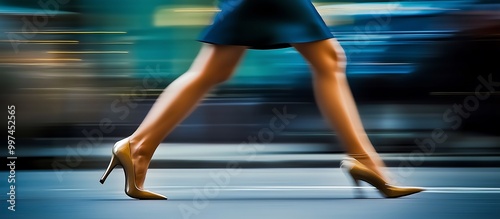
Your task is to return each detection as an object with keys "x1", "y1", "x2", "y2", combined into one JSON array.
[{"x1": 197, "y1": 35, "x2": 334, "y2": 50}]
